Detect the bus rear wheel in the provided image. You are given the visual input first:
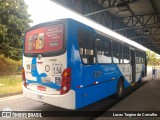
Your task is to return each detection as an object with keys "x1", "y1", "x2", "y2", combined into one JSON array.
[{"x1": 116, "y1": 80, "x2": 124, "y2": 98}]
